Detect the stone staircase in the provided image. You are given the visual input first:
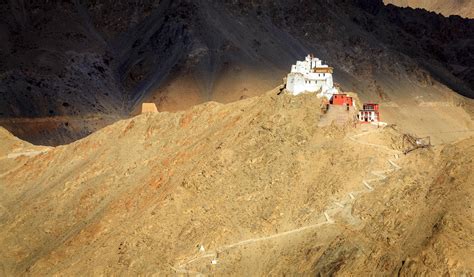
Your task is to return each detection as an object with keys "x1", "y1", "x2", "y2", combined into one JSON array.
[{"x1": 318, "y1": 105, "x2": 356, "y2": 127}]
